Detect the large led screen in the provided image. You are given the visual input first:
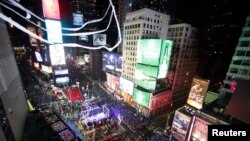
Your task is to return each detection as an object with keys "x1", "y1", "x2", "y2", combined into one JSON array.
[
  {"x1": 157, "y1": 40, "x2": 173, "y2": 78},
  {"x1": 187, "y1": 78, "x2": 210, "y2": 109},
  {"x1": 120, "y1": 77, "x2": 134, "y2": 95},
  {"x1": 93, "y1": 34, "x2": 106, "y2": 46},
  {"x1": 106, "y1": 73, "x2": 120, "y2": 91},
  {"x1": 133, "y1": 88, "x2": 150, "y2": 107},
  {"x1": 41, "y1": 65, "x2": 52, "y2": 73},
  {"x1": 134, "y1": 64, "x2": 157, "y2": 90},
  {"x1": 55, "y1": 77, "x2": 69, "y2": 84},
  {"x1": 73, "y1": 13, "x2": 84, "y2": 26},
  {"x1": 42, "y1": 0, "x2": 60, "y2": 20},
  {"x1": 102, "y1": 52, "x2": 122, "y2": 73},
  {"x1": 189, "y1": 117, "x2": 209, "y2": 141},
  {"x1": 54, "y1": 69, "x2": 69, "y2": 75},
  {"x1": 171, "y1": 111, "x2": 191, "y2": 141},
  {"x1": 45, "y1": 19, "x2": 63, "y2": 43},
  {"x1": 49, "y1": 44, "x2": 66, "y2": 65}
]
